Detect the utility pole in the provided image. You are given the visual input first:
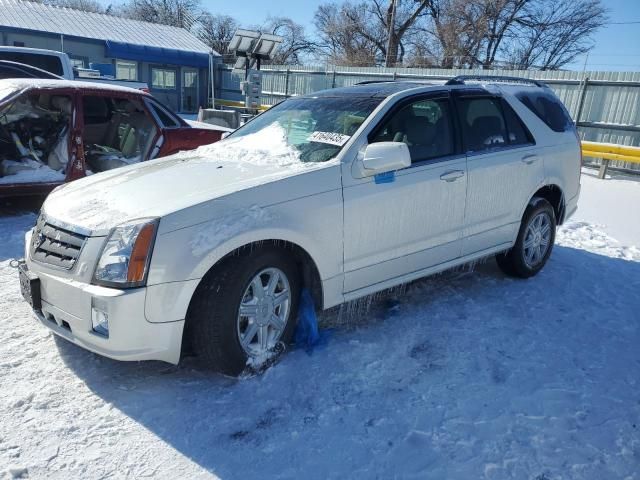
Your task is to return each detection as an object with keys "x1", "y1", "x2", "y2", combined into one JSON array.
[{"x1": 385, "y1": 0, "x2": 397, "y2": 67}]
